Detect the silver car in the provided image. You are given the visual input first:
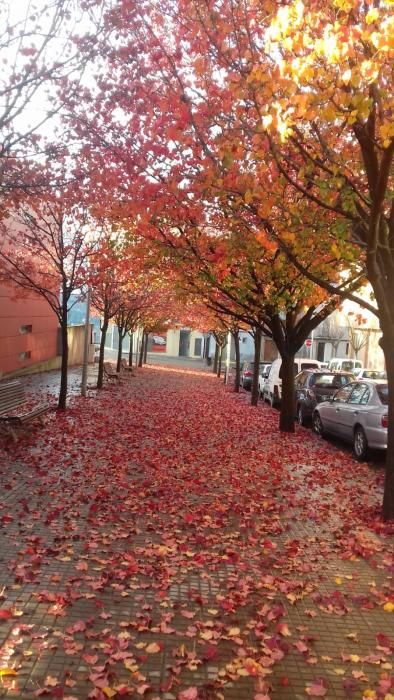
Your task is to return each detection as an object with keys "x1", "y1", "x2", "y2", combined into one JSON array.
[{"x1": 312, "y1": 380, "x2": 388, "y2": 460}]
